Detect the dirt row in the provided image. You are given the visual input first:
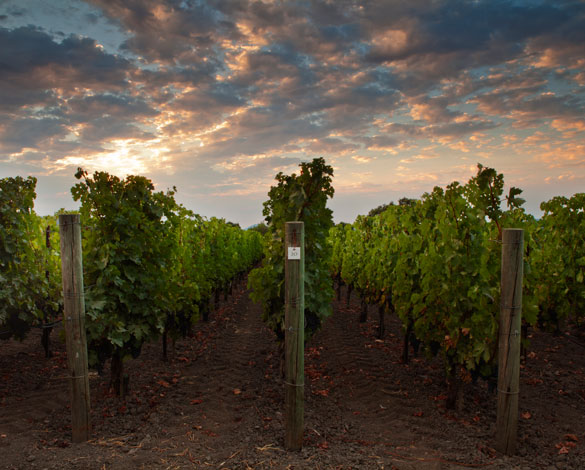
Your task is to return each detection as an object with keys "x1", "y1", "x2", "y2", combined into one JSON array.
[{"x1": 1, "y1": 282, "x2": 585, "y2": 469}]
